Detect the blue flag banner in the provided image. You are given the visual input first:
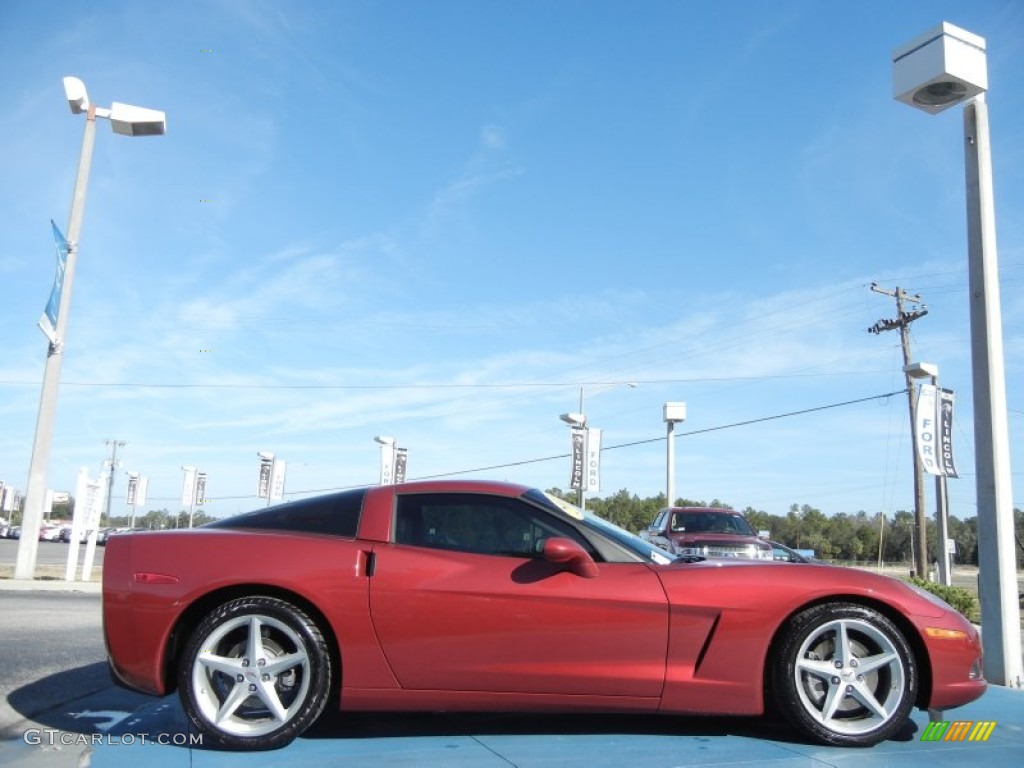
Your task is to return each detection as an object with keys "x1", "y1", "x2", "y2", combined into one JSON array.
[{"x1": 38, "y1": 220, "x2": 70, "y2": 344}]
